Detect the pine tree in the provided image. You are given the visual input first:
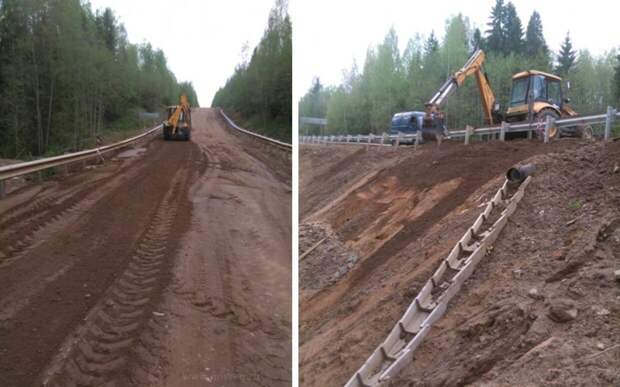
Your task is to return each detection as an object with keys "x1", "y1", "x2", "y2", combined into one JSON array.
[
  {"x1": 556, "y1": 32, "x2": 577, "y2": 76},
  {"x1": 524, "y1": 11, "x2": 548, "y2": 57},
  {"x1": 485, "y1": 0, "x2": 505, "y2": 54},
  {"x1": 472, "y1": 28, "x2": 483, "y2": 51},
  {"x1": 614, "y1": 54, "x2": 620, "y2": 102},
  {"x1": 424, "y1": 31, "x2": 439, "y2": 54},
  {"x1": 503, "y1": 2, "x2": 523, "y2": 55}
]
